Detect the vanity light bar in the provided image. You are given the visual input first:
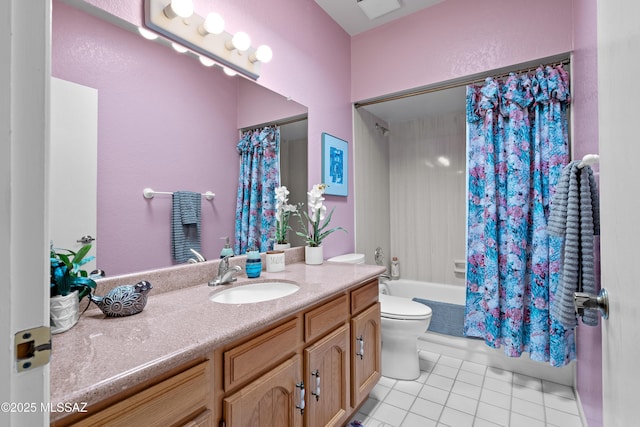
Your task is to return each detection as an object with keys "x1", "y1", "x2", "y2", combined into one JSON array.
[{"x1": 144, "y1": 0, "x2": 268, "y2": 80}]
